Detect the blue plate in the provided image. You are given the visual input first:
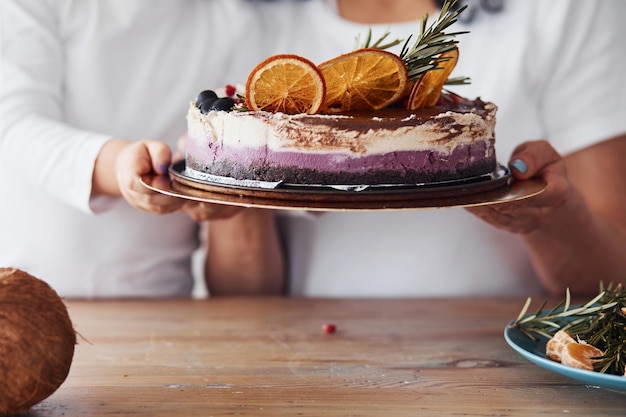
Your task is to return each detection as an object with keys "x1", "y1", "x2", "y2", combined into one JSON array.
[{"x1": 504, "y1": 322, "x2": 626, "y2": 392}]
